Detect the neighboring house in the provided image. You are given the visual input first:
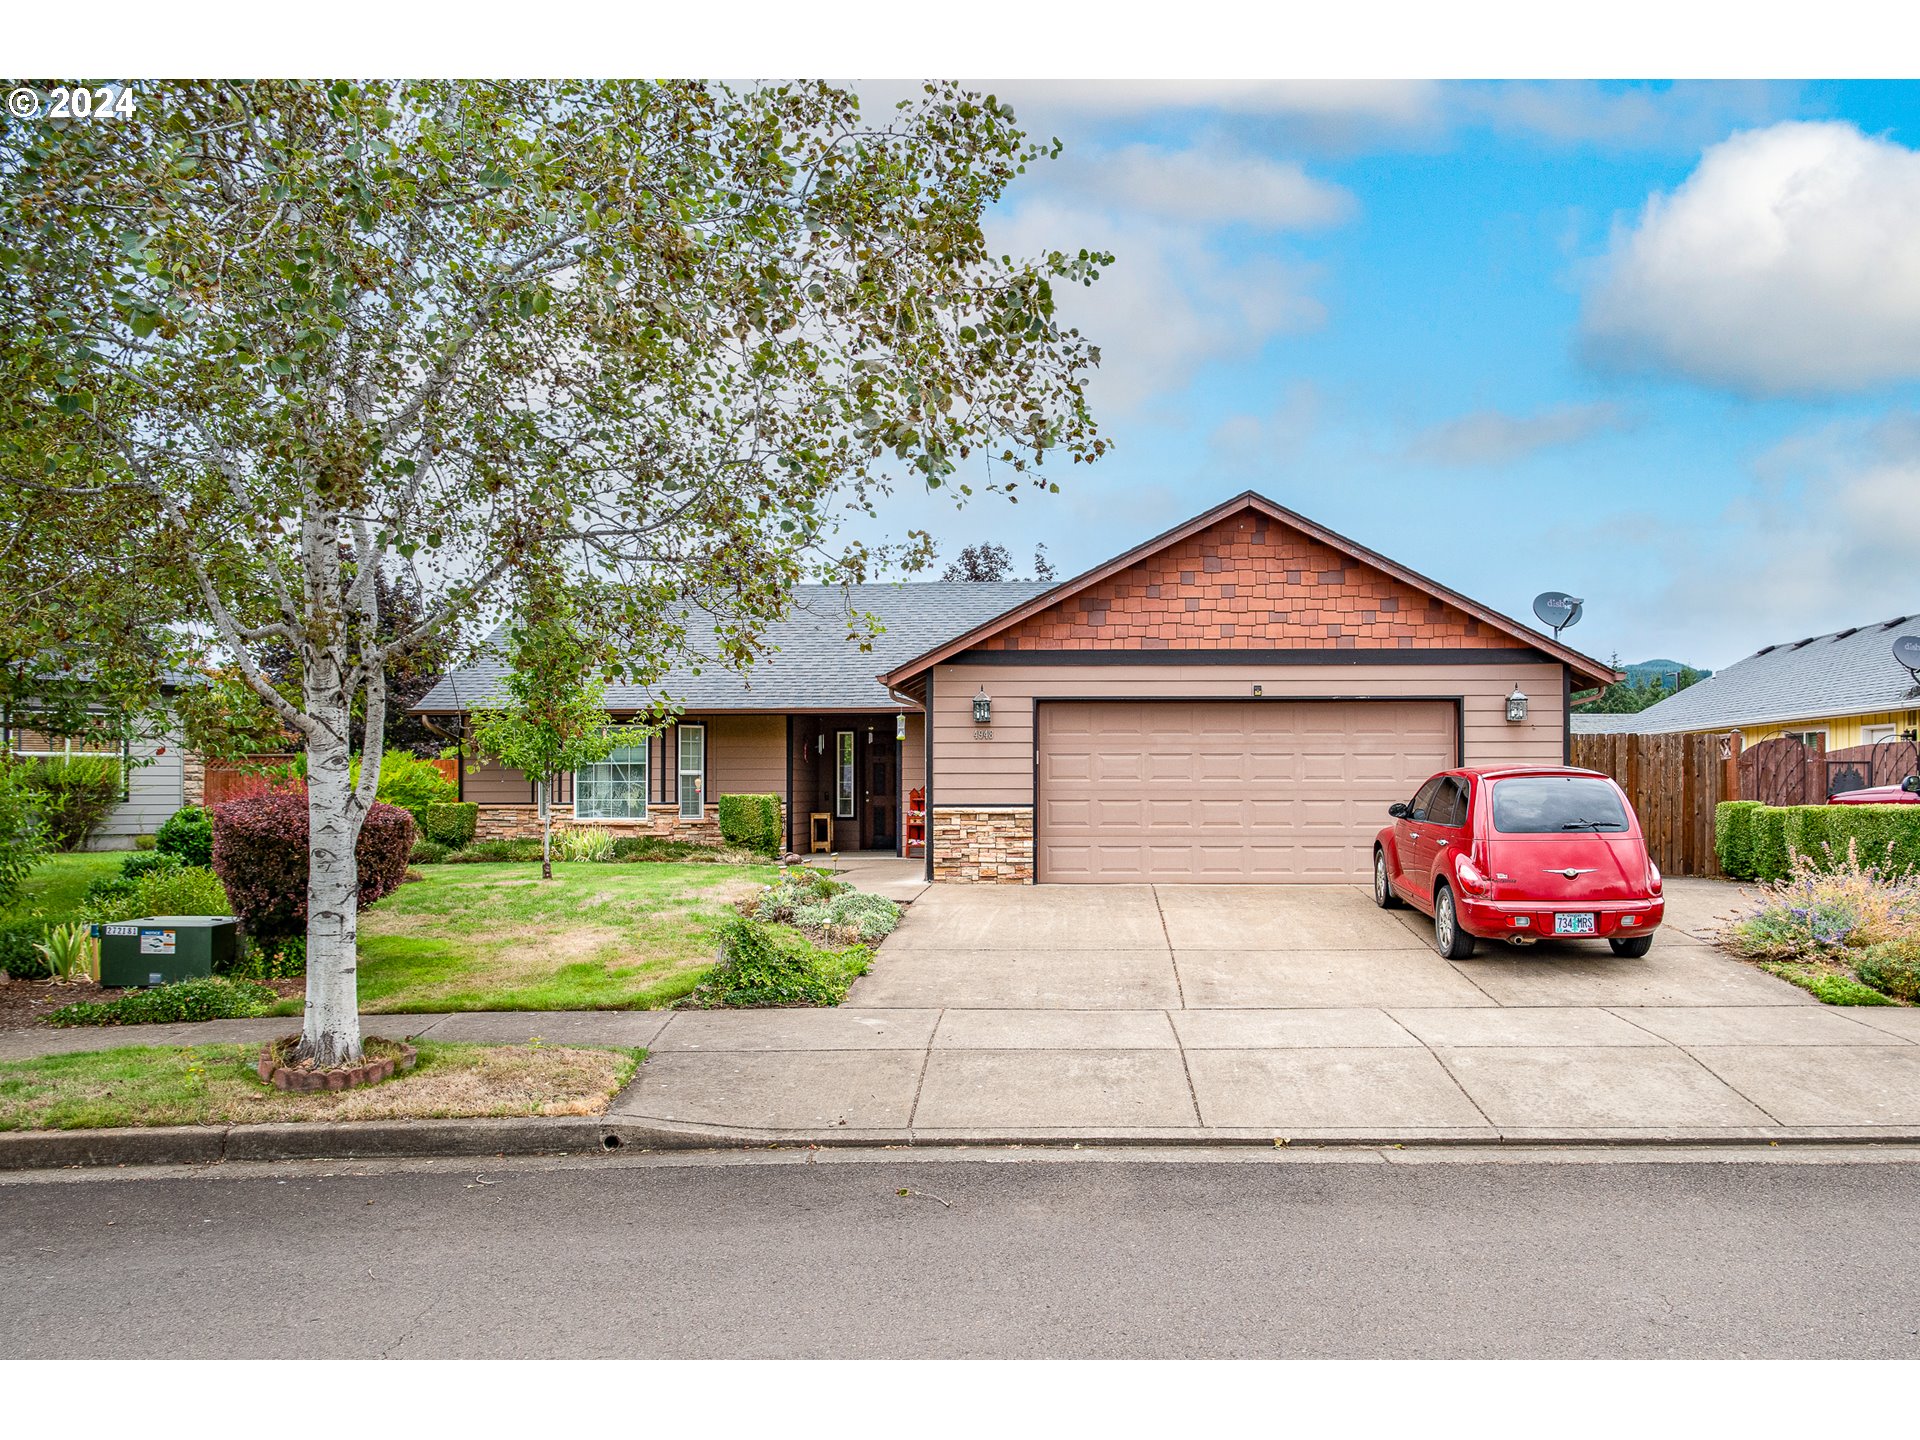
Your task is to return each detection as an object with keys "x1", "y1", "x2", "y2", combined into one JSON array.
[
  {"x1": 414, "y1": 492, "x2": 1617, "y2": 885},
  {"x1": 3, "y1": 708, "x2": 203, "y2": 850},
  {"x1": 1570, "y1": 614, "x2": 1920, "y2": 750}
]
